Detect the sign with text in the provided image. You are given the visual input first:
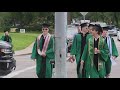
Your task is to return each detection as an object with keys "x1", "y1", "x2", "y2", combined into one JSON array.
[{"x1": 20, "y1": 29, "x2": 25, "y2": 33}]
